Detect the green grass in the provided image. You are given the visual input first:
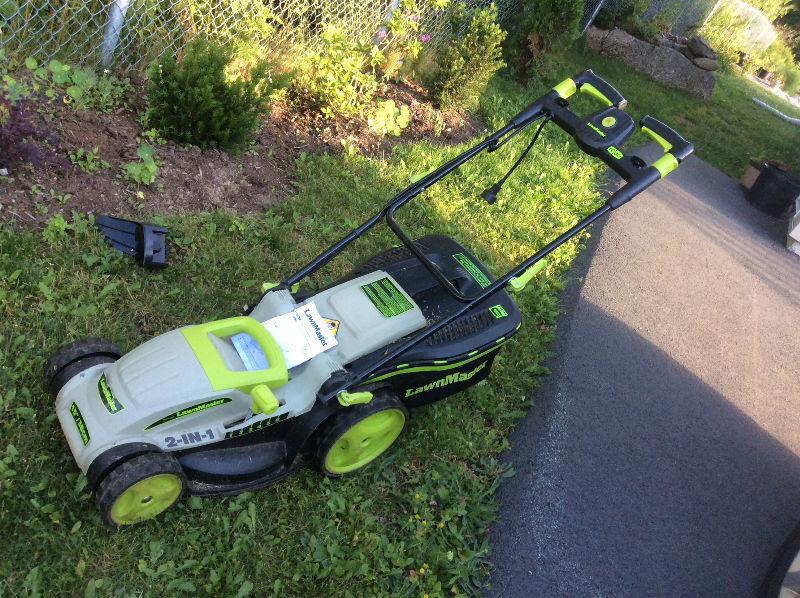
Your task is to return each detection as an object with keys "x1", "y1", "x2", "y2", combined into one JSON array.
[
  {"x1": 0, "y1": 76, "x2": 607, "y2": 597},
  {"x1": 546, "y1": 44, "x2": 800, "y2": 179}
]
